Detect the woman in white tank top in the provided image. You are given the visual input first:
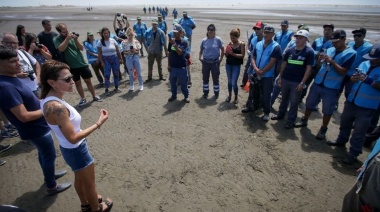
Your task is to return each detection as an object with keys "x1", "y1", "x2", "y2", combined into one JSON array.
[{"x1": 39, "y1": 60, "x2": 113, "y2": 212}]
